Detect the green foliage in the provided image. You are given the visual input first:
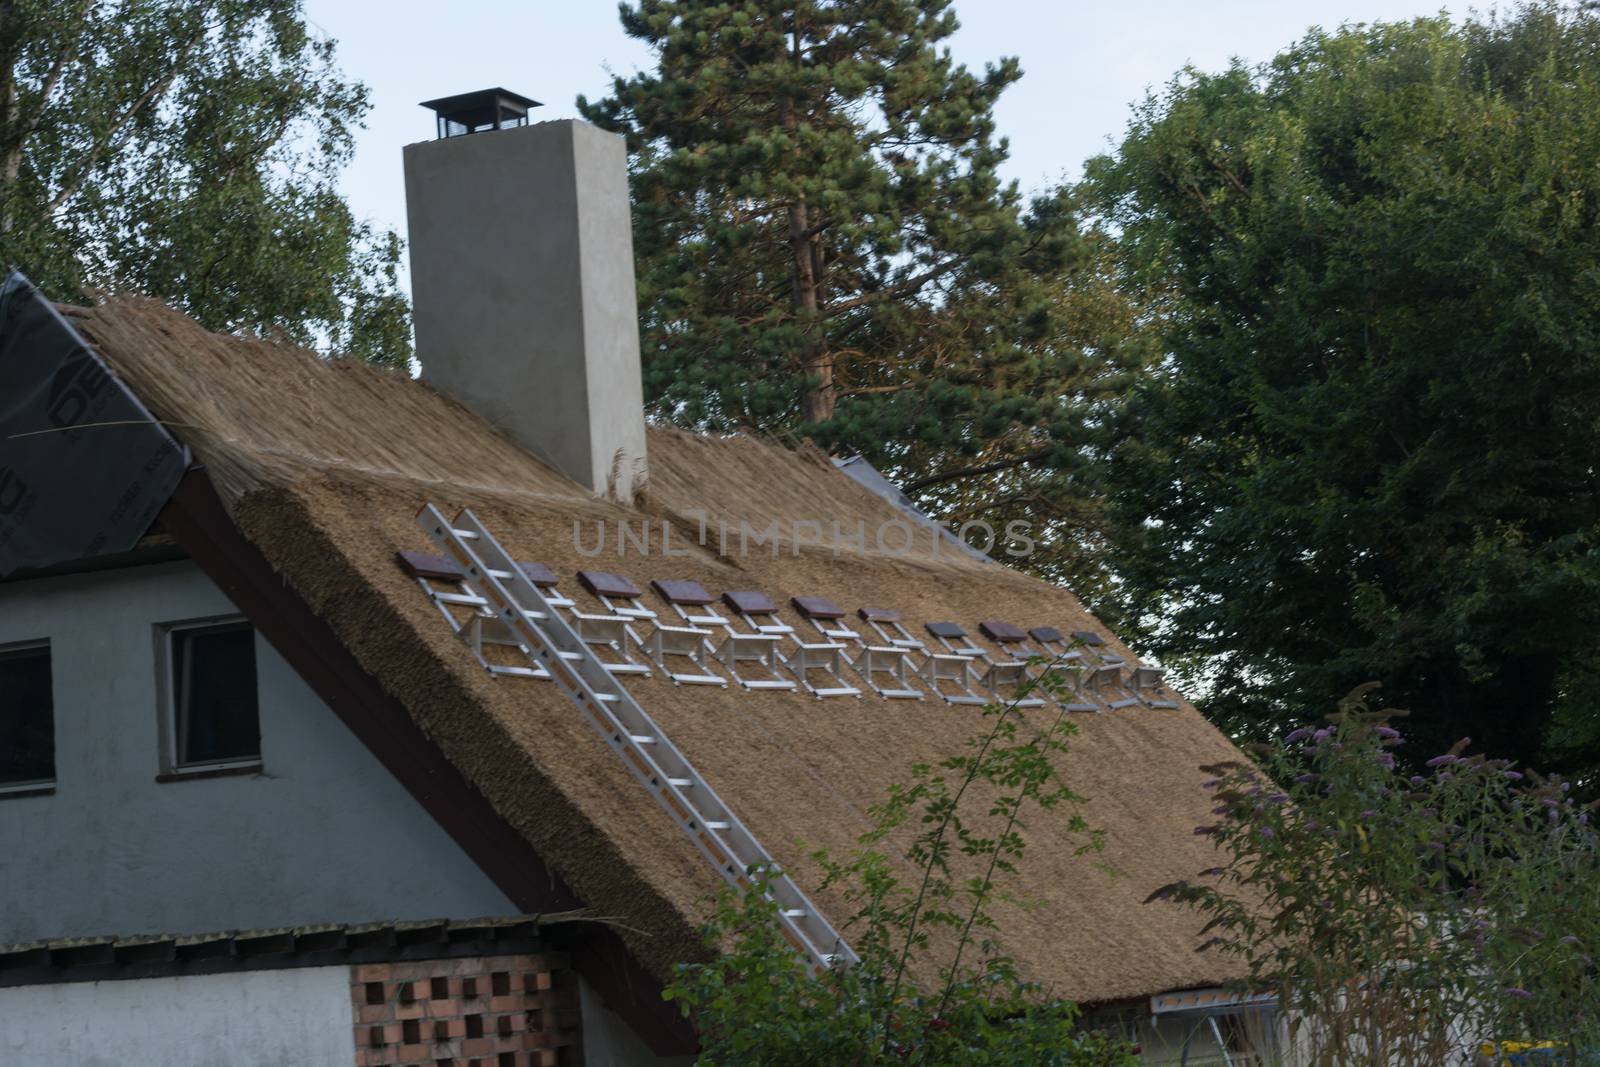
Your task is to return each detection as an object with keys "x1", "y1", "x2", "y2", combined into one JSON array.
[
  {"x1": 0, "y1": 0, "x2": 409, "y2": 364},
  {"x1": 579, "y1": 0, "x2": 1151, "y2": 598},
  {"x1": 1084, "y1": 2, "x2": 1600, "y2": 776},
  {"x1": 664, "y1": 656, "x2": 1135, "y2": 1065},
  {"x1": 1157, "y1": 687, "x2": 1600, "y2": 1064}
]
